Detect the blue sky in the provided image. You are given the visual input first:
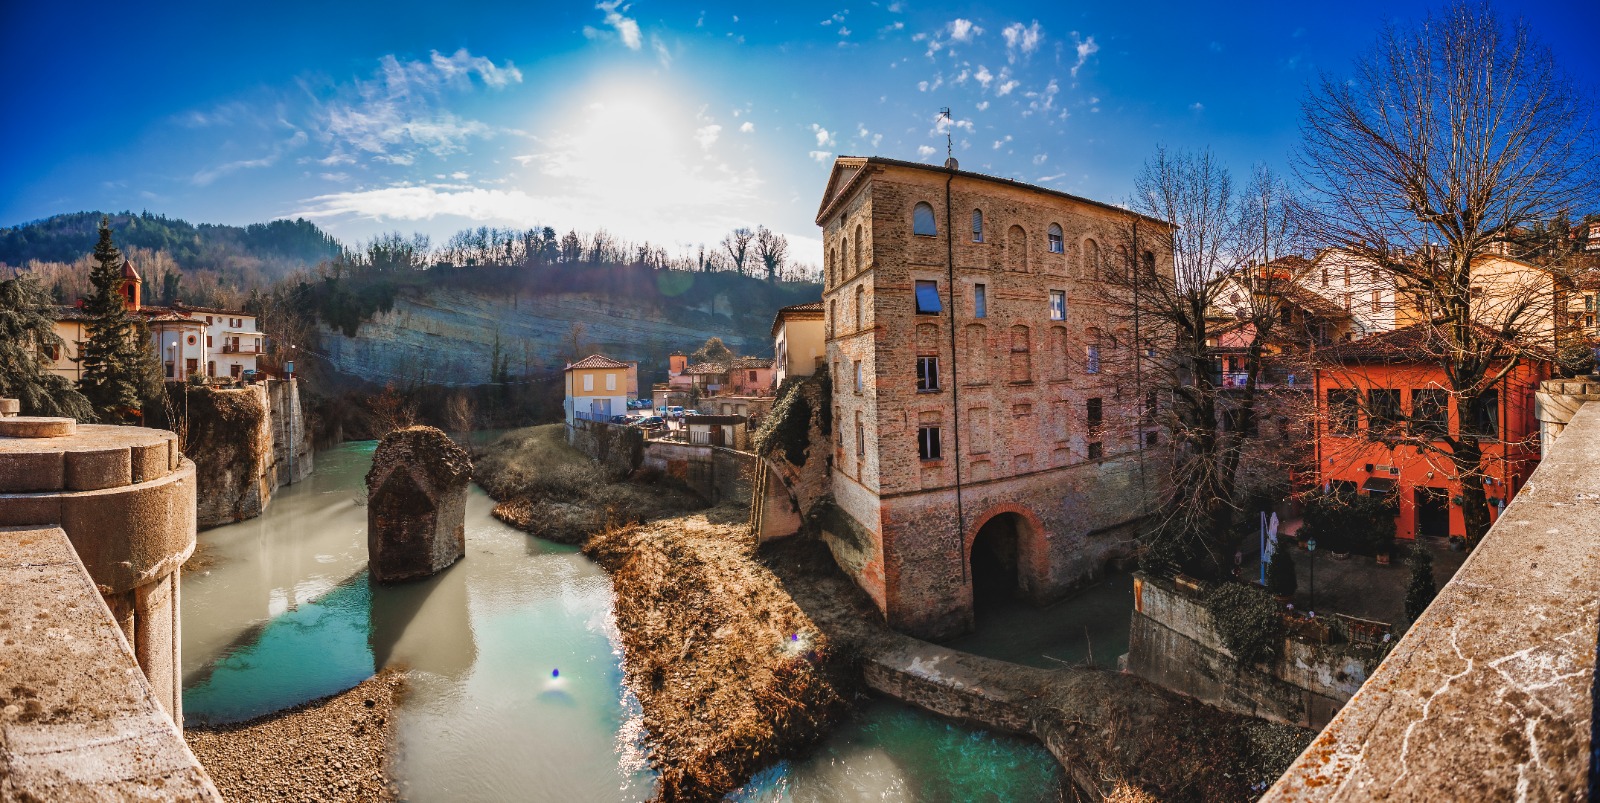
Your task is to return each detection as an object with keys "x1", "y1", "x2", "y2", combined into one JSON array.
[{"x1": 2, "y1": 1, "x2": 1593, "y2": 266}]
